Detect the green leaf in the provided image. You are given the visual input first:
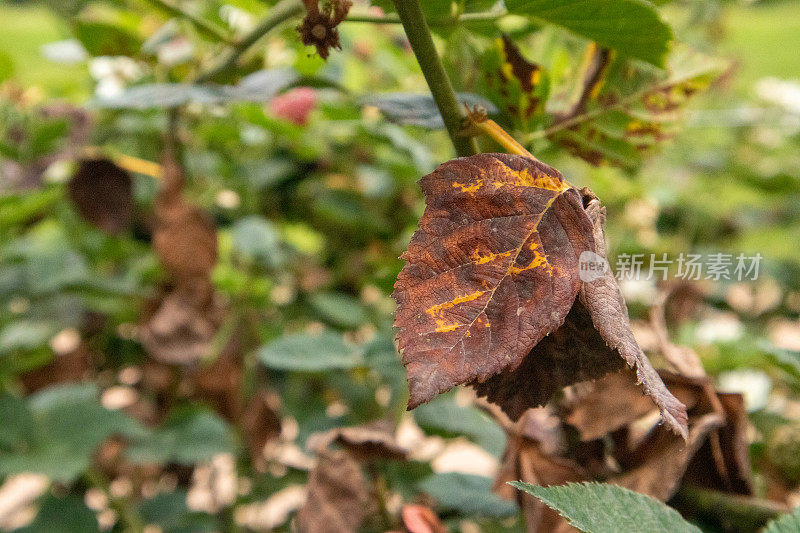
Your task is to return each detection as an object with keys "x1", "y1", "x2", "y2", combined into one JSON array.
[
  {"x1": 258, "y1": 331, "x2": 364, "y2": 371},
  {"x1": 362, "y1": 92, "x2": 498, "y2": 128},
  {"x1": 16, "y1": 494, "x2": 100, "y2": 533},
  {"x1": 74, "y1": 20, "x2": 142, "y2": 57},
  {"x1": 139, "y1": 492, "x2": 219, "y2": 533},
  {"x1": 231, "y1": 215, "x2": 283, "y2": 267},
  {"x1": 419, "y1": 473, "x2": 518, "y2": 518},
  {"x1": 509, "y1": 482, "x2": 701, "y2": 533},
  {"x1": 0, "y1": 391, "x2": 35, "y2": 450},
  {"x1": 308, "y1": 292, "x2": 367, "y2": 329},
  {"x1": 92, "y1": 68, "x2": 300, "y2": 109},
  {"x1": 0, "y1": 384, "x2": 144, "y2": 482},
  {"x1": 413, "y1": 396, "x2": 506, "y2": 456},
  {"x1": 764, "y1": 506, "x2": 800, "y2": 533},
  {"x1": 127, "y1": 408, "x2": 235, "y2": 465},
  {"x1": 505, "y1": 0, "x2": 673, "y2": 67}
]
